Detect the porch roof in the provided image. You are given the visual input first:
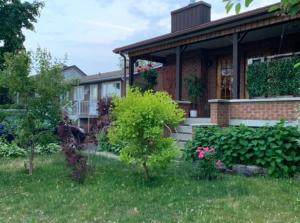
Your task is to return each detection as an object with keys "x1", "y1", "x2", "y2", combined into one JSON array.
[{"x1": 113, "y1": 4, "x2": 299, "y2": 56}]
